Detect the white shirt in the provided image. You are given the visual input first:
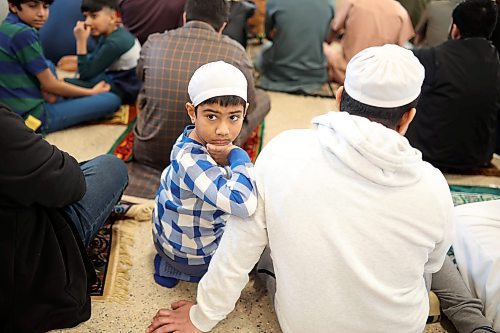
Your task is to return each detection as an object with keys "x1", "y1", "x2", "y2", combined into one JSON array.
[{"x1": 190, "y1": 112, "x2": 454, "y2": 333}]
